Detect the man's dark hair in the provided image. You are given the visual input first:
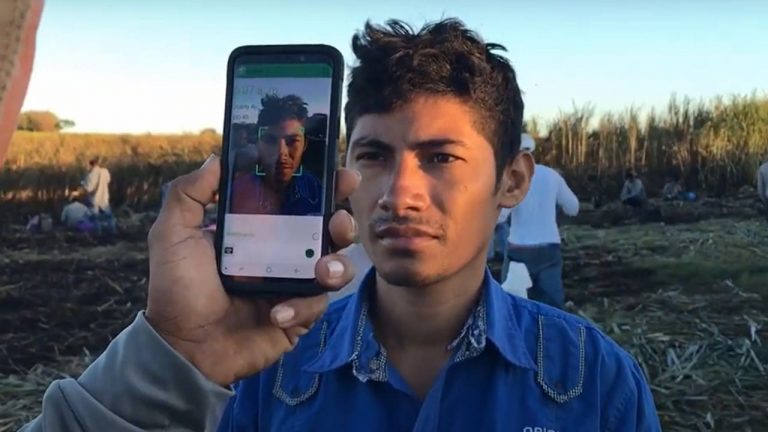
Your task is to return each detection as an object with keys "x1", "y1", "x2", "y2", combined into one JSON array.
[
  {"x1": 345, "y1": 18, "x2": 524, "y2": 180},
  {"x1": 257, "y1": 94, "x2": 309, "y2": 128},
  {"x1": 89, "y1": 157, "x2": 100, "y2": 166}
]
